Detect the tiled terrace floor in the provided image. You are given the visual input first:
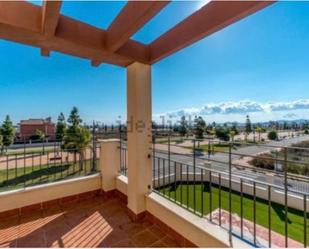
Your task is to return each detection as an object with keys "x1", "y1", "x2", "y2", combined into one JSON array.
[{"x1": 0, "y1": 195, "x2": 182, "y2": 248}]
